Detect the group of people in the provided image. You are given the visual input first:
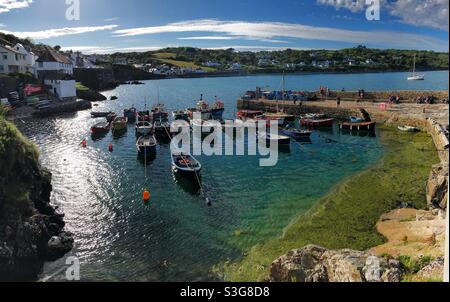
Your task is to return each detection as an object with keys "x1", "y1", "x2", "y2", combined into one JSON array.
[{"x1": 415, "y1": 95, "x2": 437, "y2": 104}]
